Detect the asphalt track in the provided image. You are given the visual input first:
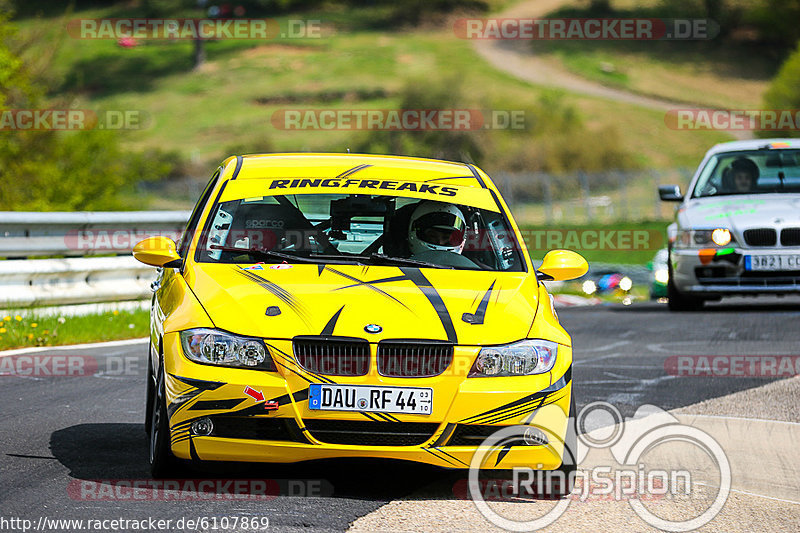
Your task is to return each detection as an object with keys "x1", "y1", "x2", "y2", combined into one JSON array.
[{"x1": 1, "y1": 297, "x2": 799, "y2": 532}]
